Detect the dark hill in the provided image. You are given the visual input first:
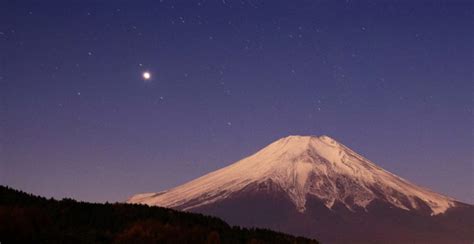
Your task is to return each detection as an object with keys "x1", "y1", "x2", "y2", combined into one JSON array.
[{"x1": 0, "y1": 185, "x2": 318, "y2": 244}]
